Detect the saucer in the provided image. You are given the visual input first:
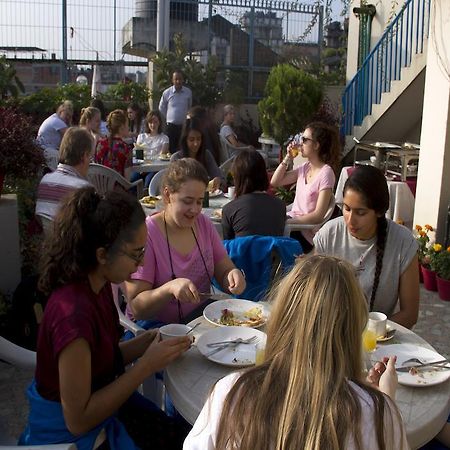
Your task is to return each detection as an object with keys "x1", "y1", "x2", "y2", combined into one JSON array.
[{"x1": 377, "y1": 326, "x2": 396, "y2": 342}]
